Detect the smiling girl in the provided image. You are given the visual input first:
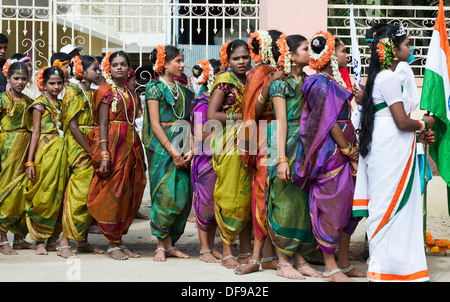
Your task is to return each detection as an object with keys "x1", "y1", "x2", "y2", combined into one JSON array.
[
  {"x1": 0, "y1": 62, "x2": 35, "y2": 255},
  {"x1": 143, "y1": 45, "x2": 195, "y2": 262},
  {"x1": 25, "y1": 66, "x2": 67, "y2": 256},
  {"x1": 87, "y1": 51, "x2": 147, "y2": 260}
]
